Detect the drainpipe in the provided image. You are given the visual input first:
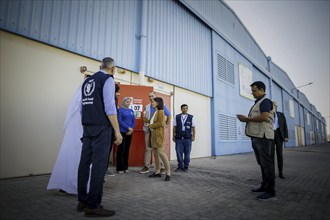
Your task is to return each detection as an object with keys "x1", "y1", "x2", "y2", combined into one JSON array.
[
  {"x1": 267, "y1": 56, "x2": 273, "y2": 100},
  {"x1": 138, "y1": 0, "x2": 148, "y2": 86}
]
